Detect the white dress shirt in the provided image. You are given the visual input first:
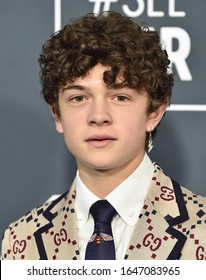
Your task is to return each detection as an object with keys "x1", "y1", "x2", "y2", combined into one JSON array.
[{"x1": 75, "y1": 153, "x2": 154, "y2": 260}]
